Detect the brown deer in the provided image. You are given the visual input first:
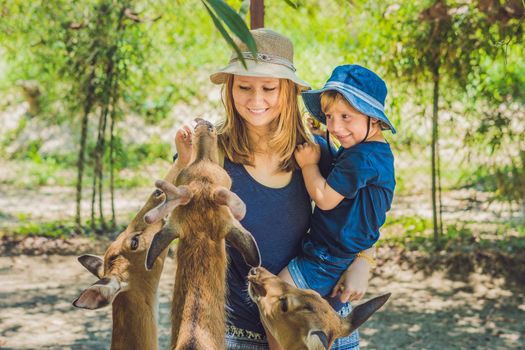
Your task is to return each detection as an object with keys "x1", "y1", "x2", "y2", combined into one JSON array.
[
  {"x1": 248, "y1": 267, "x2": 390, "y2": 350},
  {"x1": 72, "y1": 155, "x2": 186, "y2": 350},
  {"x1": 144, "y1": 118, "x2": 261, "y2": 350}
]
